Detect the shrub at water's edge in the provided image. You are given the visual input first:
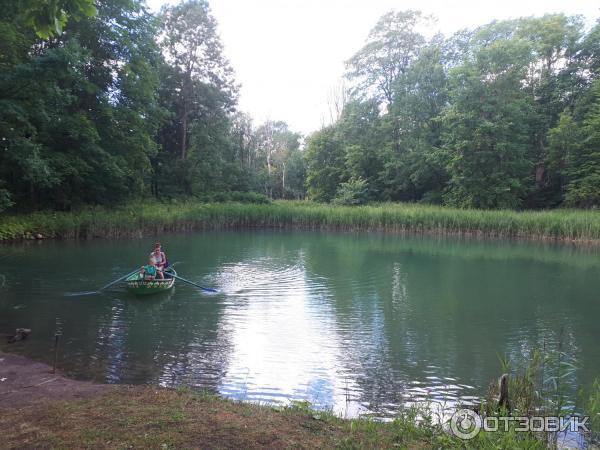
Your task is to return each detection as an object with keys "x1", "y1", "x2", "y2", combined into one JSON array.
[{"x1": 2, "y1": 200, "x2": 600, "y2": 243}]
